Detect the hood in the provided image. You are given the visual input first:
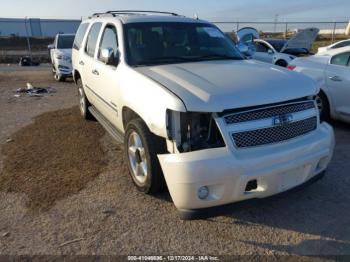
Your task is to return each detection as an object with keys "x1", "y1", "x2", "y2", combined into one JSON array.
[
  {"x1": 57, "y1": 49, "x2": 72, "y2": 57},
  {"x1": 281, "y1": 28, "x2": 319, "y2": 53},
  {"x1": 135, "y1": 60, "x2": 317, "y2": 112},
  {"x1": 237, "y1": 27, "x2": 319, "y2": 55}
]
